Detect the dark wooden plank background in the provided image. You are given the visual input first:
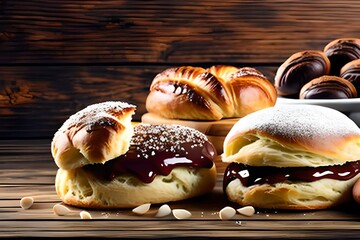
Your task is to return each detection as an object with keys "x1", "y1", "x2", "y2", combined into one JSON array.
[
  {"x1": 1, "y1": 1, "x2": 360, "y2": 238},
  {"x1": 1, "y1": 0, "x2": 359, "y2": 140},
  {"x1": 1, "y1": 0, "x2": 359, "y2": 65}
]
